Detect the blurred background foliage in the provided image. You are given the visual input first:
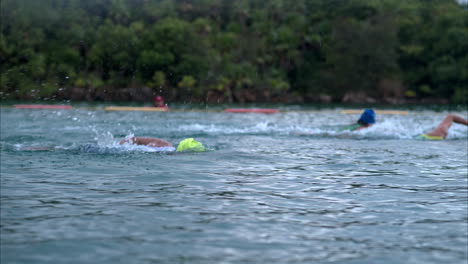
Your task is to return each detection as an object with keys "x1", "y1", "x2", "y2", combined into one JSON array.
[{"x1": 1, "y1": 0, "x2": 467, "y2": 103}]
